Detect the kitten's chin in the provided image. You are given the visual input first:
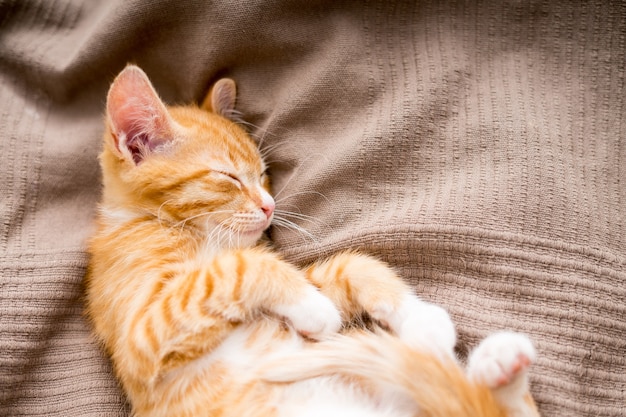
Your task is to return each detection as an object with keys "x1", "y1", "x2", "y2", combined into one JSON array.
[
  {"x1": 236, "y1": 226, "x2": 267, "y2": 247},
  {"x1": 210, "y1": 225, "x2": 267, "y2": 249},
  {"x1": 202, "y1": 218, "x2": 270, "y2": 249}
]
